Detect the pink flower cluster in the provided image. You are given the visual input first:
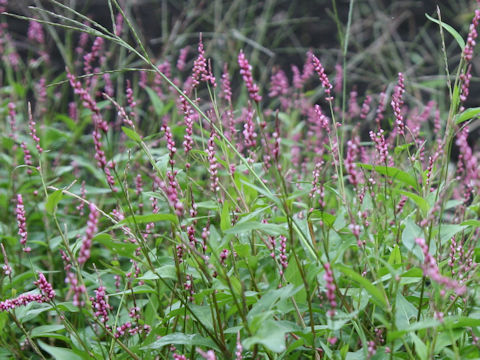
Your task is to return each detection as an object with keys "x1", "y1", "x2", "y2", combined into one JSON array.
[
  {"x1": 238, "y1": 50, "x2": 262, "y2": 103},
  {"x1": 8, "y1": 102, "x2": 17, "y2": 141},
  {"x1": 177, "y1": 46, "x2": 189, "y2": 71},
  {"x1": 16, "y1": 194, "x2": 31, "y2": 253},
  {"x1": 345, "y1": 138, "x2": 360, "y2": 187},
  {"x1": 28, "y1": 20, "x2": 45, "y2": 44},
  {"x1": 415, "y1": 238, "x2": 466, "y2": 295},
  {"x1": 278, "y1": 235, "x2": 288, "y2": 275},
  {"x1": 28, "y1": 107, "x2": 43, "y2": 154},
  {"x1": 391, "y1": 72, "x2": 405, "y2": 136},
  {"x1": 221, "y1": 64, "x2": 232, "y2": 103},
  {"x1": 242, "y1": 103, "x2": 257, "y2": 148},
  {"x1": 311, "y1": 53, "x2": 333, "y2": 101},
  {"x1": 323, "y1": 263, "x2": 336, "y2": 317},
  {"x1": 0, "y1": 272, "x2": 55, "y2": 311},
  {"x1": 180, "y1": 95, "x2": 194, "y2": 167},
  {"x1": 78, "y1": 203, "x2": 100, "y2": 265},
  {"x1": 162, "y1": 123, "x2": 177, "y2": 167},
  {"x1": 191, "y1": 34, "x2": 215, "y2": 89},
  {"x1": 369, "y1": 129, "x2": 392, "y2": 166},
  {"x1": 207, "y1": 131, "x2": 220, "y2": 193},
  {"x1": 463, "y1": 10, "x2": 480, "y2": 63},
  {"x1": 61, "y1": 250, "x2": 86, "y2": 307},
  {"x1": 90, "y1": 286, "x2": 112, "y2": 325},
  {"x1": 269, "y1": 68, "x2": 289, "y2": 98}
]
